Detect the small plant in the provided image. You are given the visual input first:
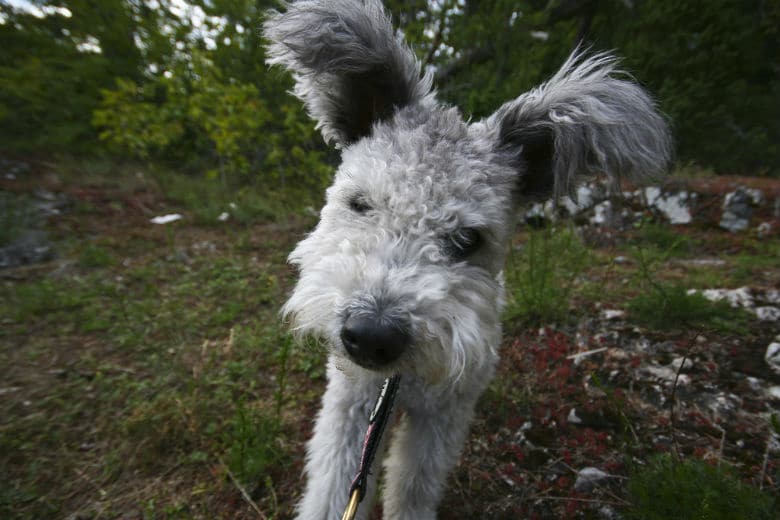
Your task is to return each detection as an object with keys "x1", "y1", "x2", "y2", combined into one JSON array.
[
  {"x1": 78, "y1": 243, "x2": 115, "y2": 268},
  {"x1": 504, "y1": 226, "x2": 591, "y2": 326},
  {"x1": 628, "y1": 245, "x2": 748, "y2": 332},
  {"x1": 631, "y1": 221, "x2": 696, "y2": 257},
  {"x1": 627, "y1": 283, "x2": 748, "y2": 332},
  {"x1": 626, "y1": 454, "x2": 777, "y2": 520},
  {"x1": 224, "y1": 401, "x2": 287, "y2": 487}
]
